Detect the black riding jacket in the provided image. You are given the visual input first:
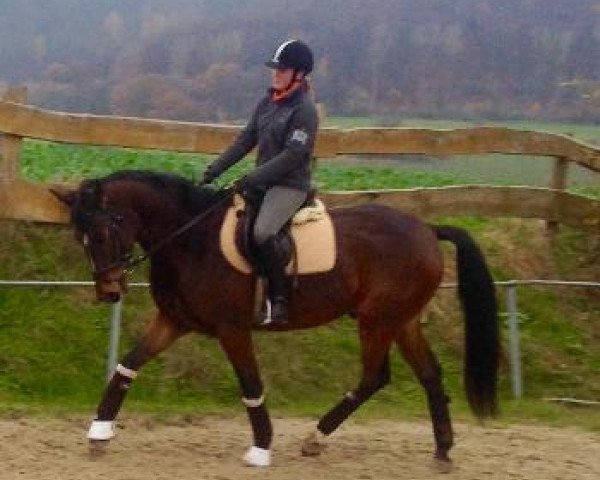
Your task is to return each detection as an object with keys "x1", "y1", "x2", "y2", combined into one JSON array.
[{"x1": 208, "y1": 87, "x2": 318, "y2": 192}]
